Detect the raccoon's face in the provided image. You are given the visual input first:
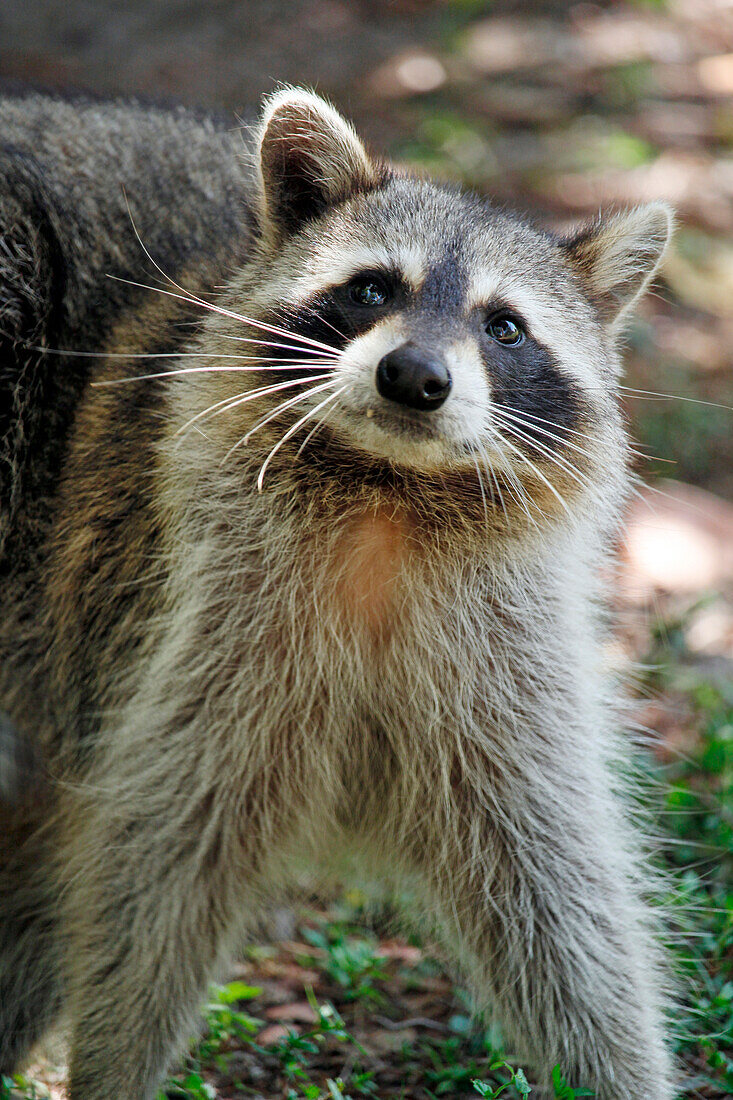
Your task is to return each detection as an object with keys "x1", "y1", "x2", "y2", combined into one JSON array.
[
  {"x1": 246, "y1": 184, "x2": 617, "y2": 475},
  {"x1": 191, "y1": 91, "x2": 671, "y2": 526}
]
